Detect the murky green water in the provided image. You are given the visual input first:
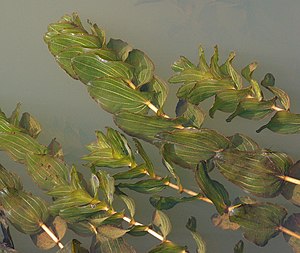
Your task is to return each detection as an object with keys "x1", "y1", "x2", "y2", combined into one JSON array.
[{"x1": 1, "y1": 1, "x2": 300, "y2": 252}]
